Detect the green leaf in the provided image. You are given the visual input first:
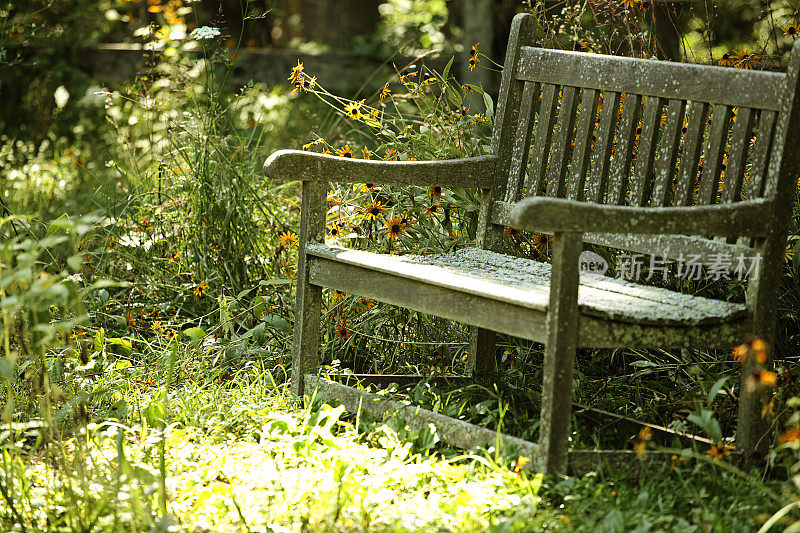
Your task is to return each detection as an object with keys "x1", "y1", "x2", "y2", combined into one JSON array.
[
  {"x1": 67, "y1": 254, "x2": 83, "y2": 272},
  {"x1": 183, "y1": 327, "x2": 206, "y2": 341},
  {"x1": 707, "y1": 377, "x2": 729, "y2": 405},
  {"x1": 262, "y1": 314, "x2": 291, "y2": 333},
  {"x1": 107, "y1": 337, "x2": 132, "y2": 353},
  {"x1": 115, "y1": 360, "x2": 132, "y2": 370},
  {"x1": 260, "y1": 279, "x2": 292, "y2": 286},
  {"x1": 441, "y1": 56, "x2": 454, "y2": 82},
  {"x1": 0, "y1": 358, "x2": 14, "y2": 383},
  {"x1": 94, "y1": 327, "x2": 105, "y2": 351}
]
